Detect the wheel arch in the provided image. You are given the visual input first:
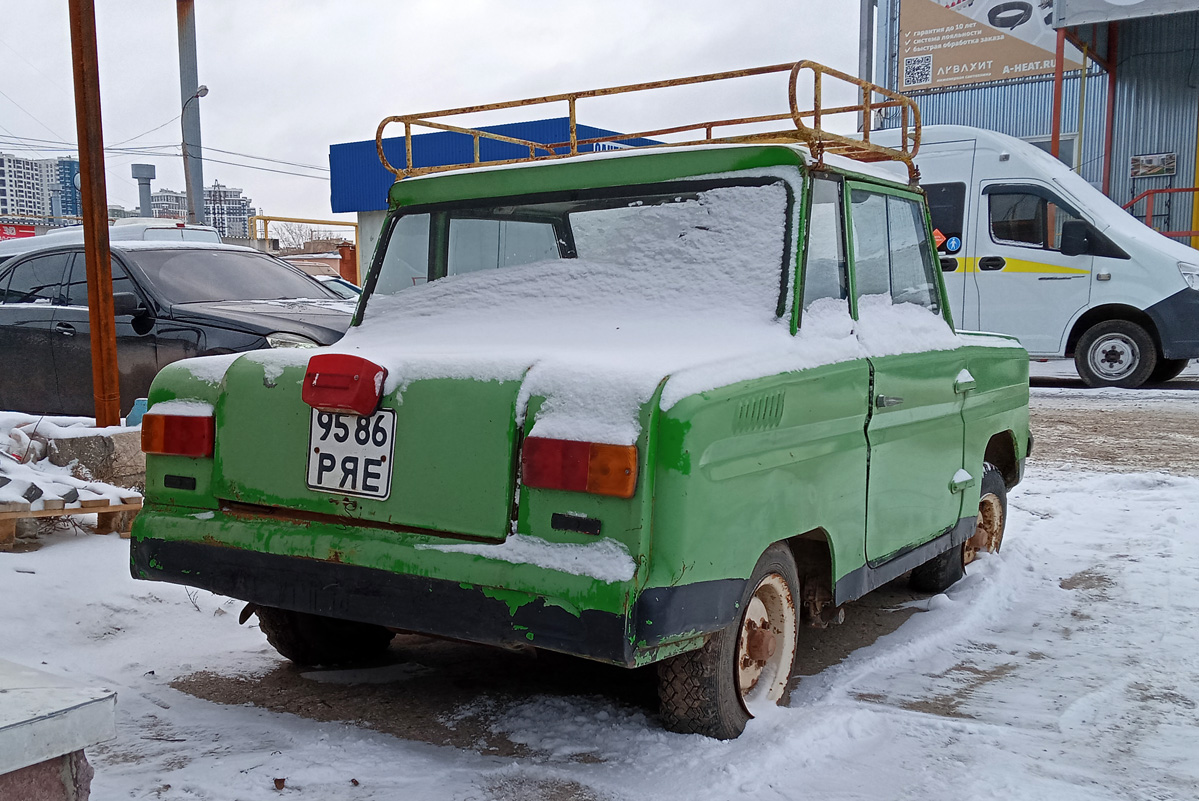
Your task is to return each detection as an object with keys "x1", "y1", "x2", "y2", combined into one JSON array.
[
  {"x1": 1065, "y1": 304, "x2": 1162, "y2": 358},
  {"x1": 785, "y1": 528, "x2": 837, "y2": 622},
  {"x1": 983, "y1": 430, "x2": 1020, "y2": 489}
]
